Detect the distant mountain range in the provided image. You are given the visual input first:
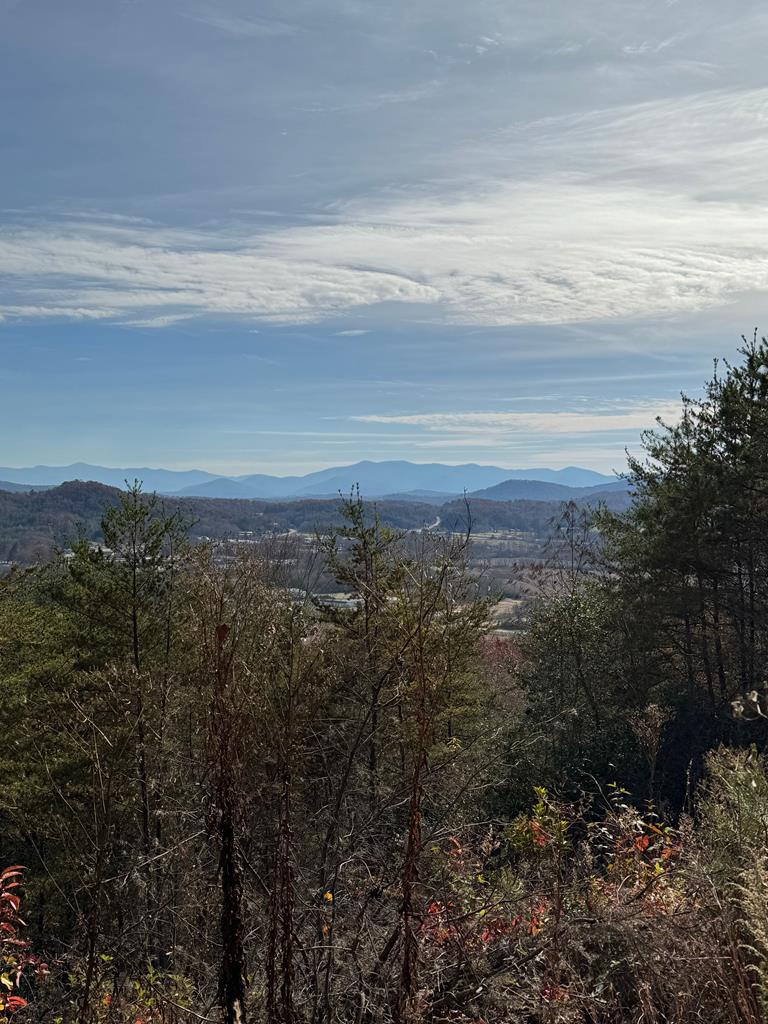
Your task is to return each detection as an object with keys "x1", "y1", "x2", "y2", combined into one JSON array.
[
  {"x1": 0, "y1": 463, "x2": 217, "y2": 493},
  {"x1": 0, "y1": 460, "x2": 620, "y2": 500}
]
